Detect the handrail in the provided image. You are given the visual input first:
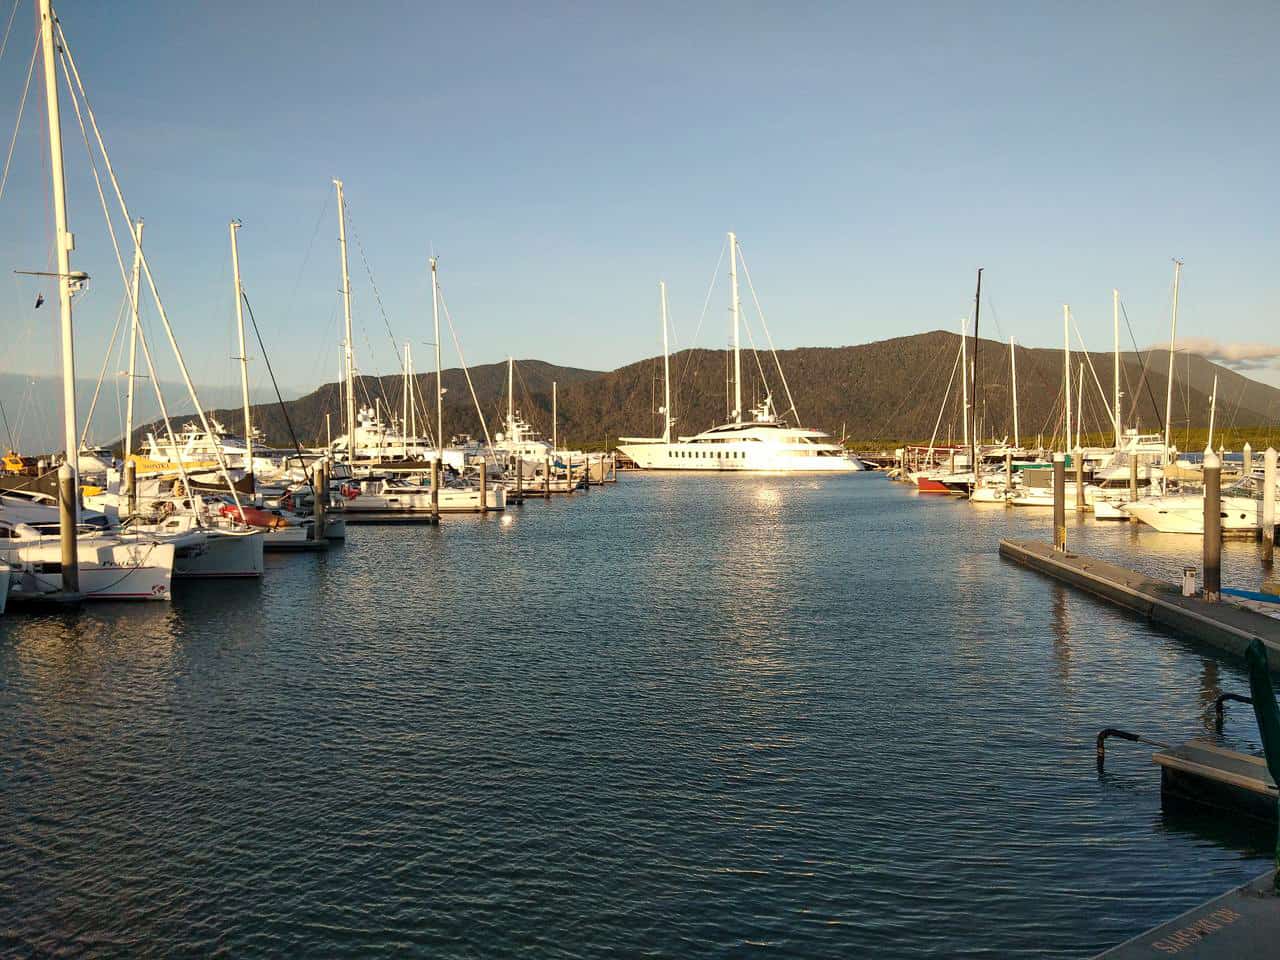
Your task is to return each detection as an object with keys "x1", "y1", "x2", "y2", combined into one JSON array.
[
  {"x1": 1214, "y1": 692, "x2": 1254, "y2": 731},
  {"x1": 1096, "y1": 728, "x2": 1171, "y2": 772}
]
